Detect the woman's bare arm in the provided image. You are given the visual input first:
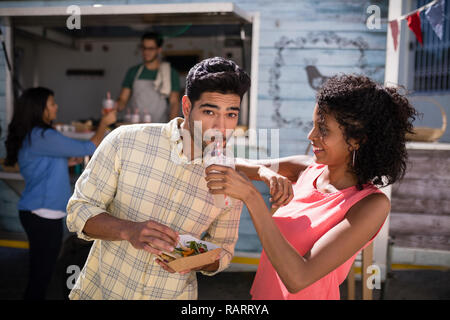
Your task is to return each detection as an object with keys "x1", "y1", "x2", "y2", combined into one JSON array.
[
  {"x1": 245, "y1": 190, "x2": 390, "y2": 293},
  {"x1": 205, "y1": 165, "x2": 390, "y2": 293},
  {"x1": 235, "y1": 155, "x2": 313, "y2": 183}
]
